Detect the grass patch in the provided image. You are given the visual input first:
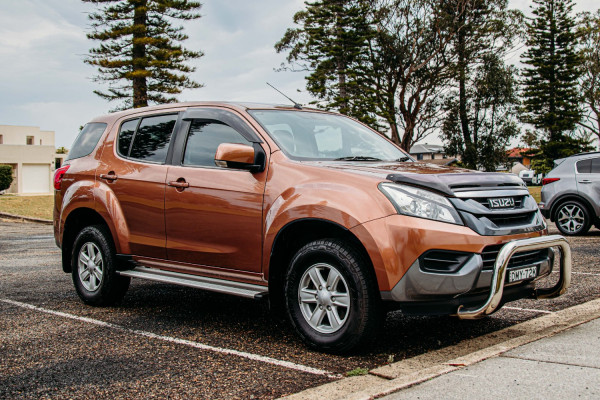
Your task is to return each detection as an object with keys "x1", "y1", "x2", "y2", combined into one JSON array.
[
  {"x1": 0, "y1": 195, "x2": 53, "y2": 220},
  {"x1": 528, "y1": 186, "x2": 542, "y2": 203},
  {"x1": 346, "y1": 367, "x2": 369, "y2": 377}
]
